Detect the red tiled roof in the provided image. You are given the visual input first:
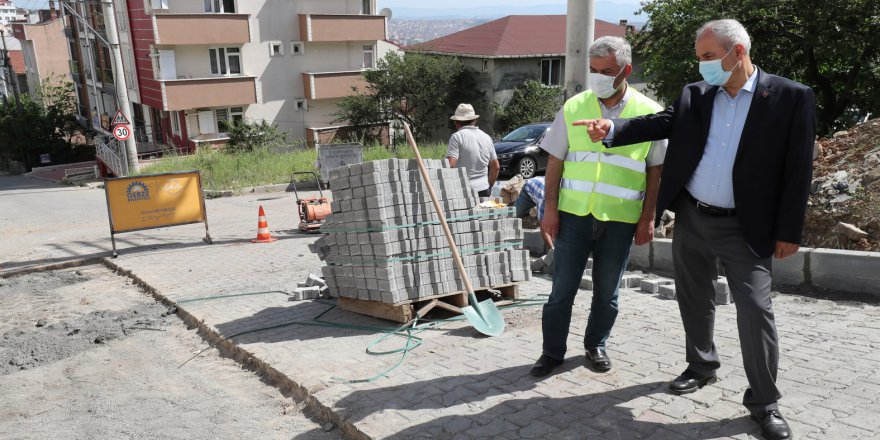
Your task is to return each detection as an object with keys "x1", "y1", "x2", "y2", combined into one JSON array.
[
  {"x1": 7, "y1": 50, "x2": 25, "y2": 74},
  {"x1": 405, "y1": 15, "x2": 627, "y2": 58}
]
